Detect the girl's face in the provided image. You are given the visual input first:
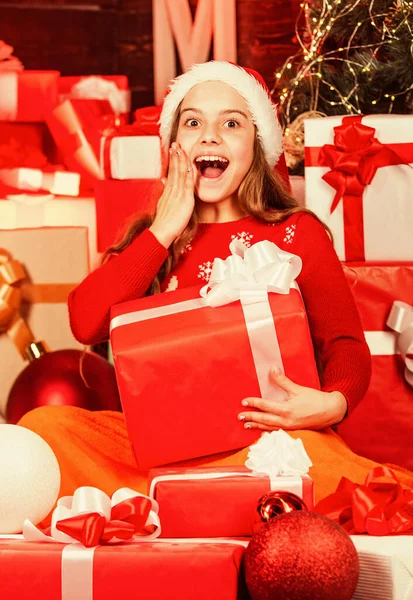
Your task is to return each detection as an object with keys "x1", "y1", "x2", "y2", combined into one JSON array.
[{"x1": 175, "y1": 81, "x2": 255, "y2": 207}]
